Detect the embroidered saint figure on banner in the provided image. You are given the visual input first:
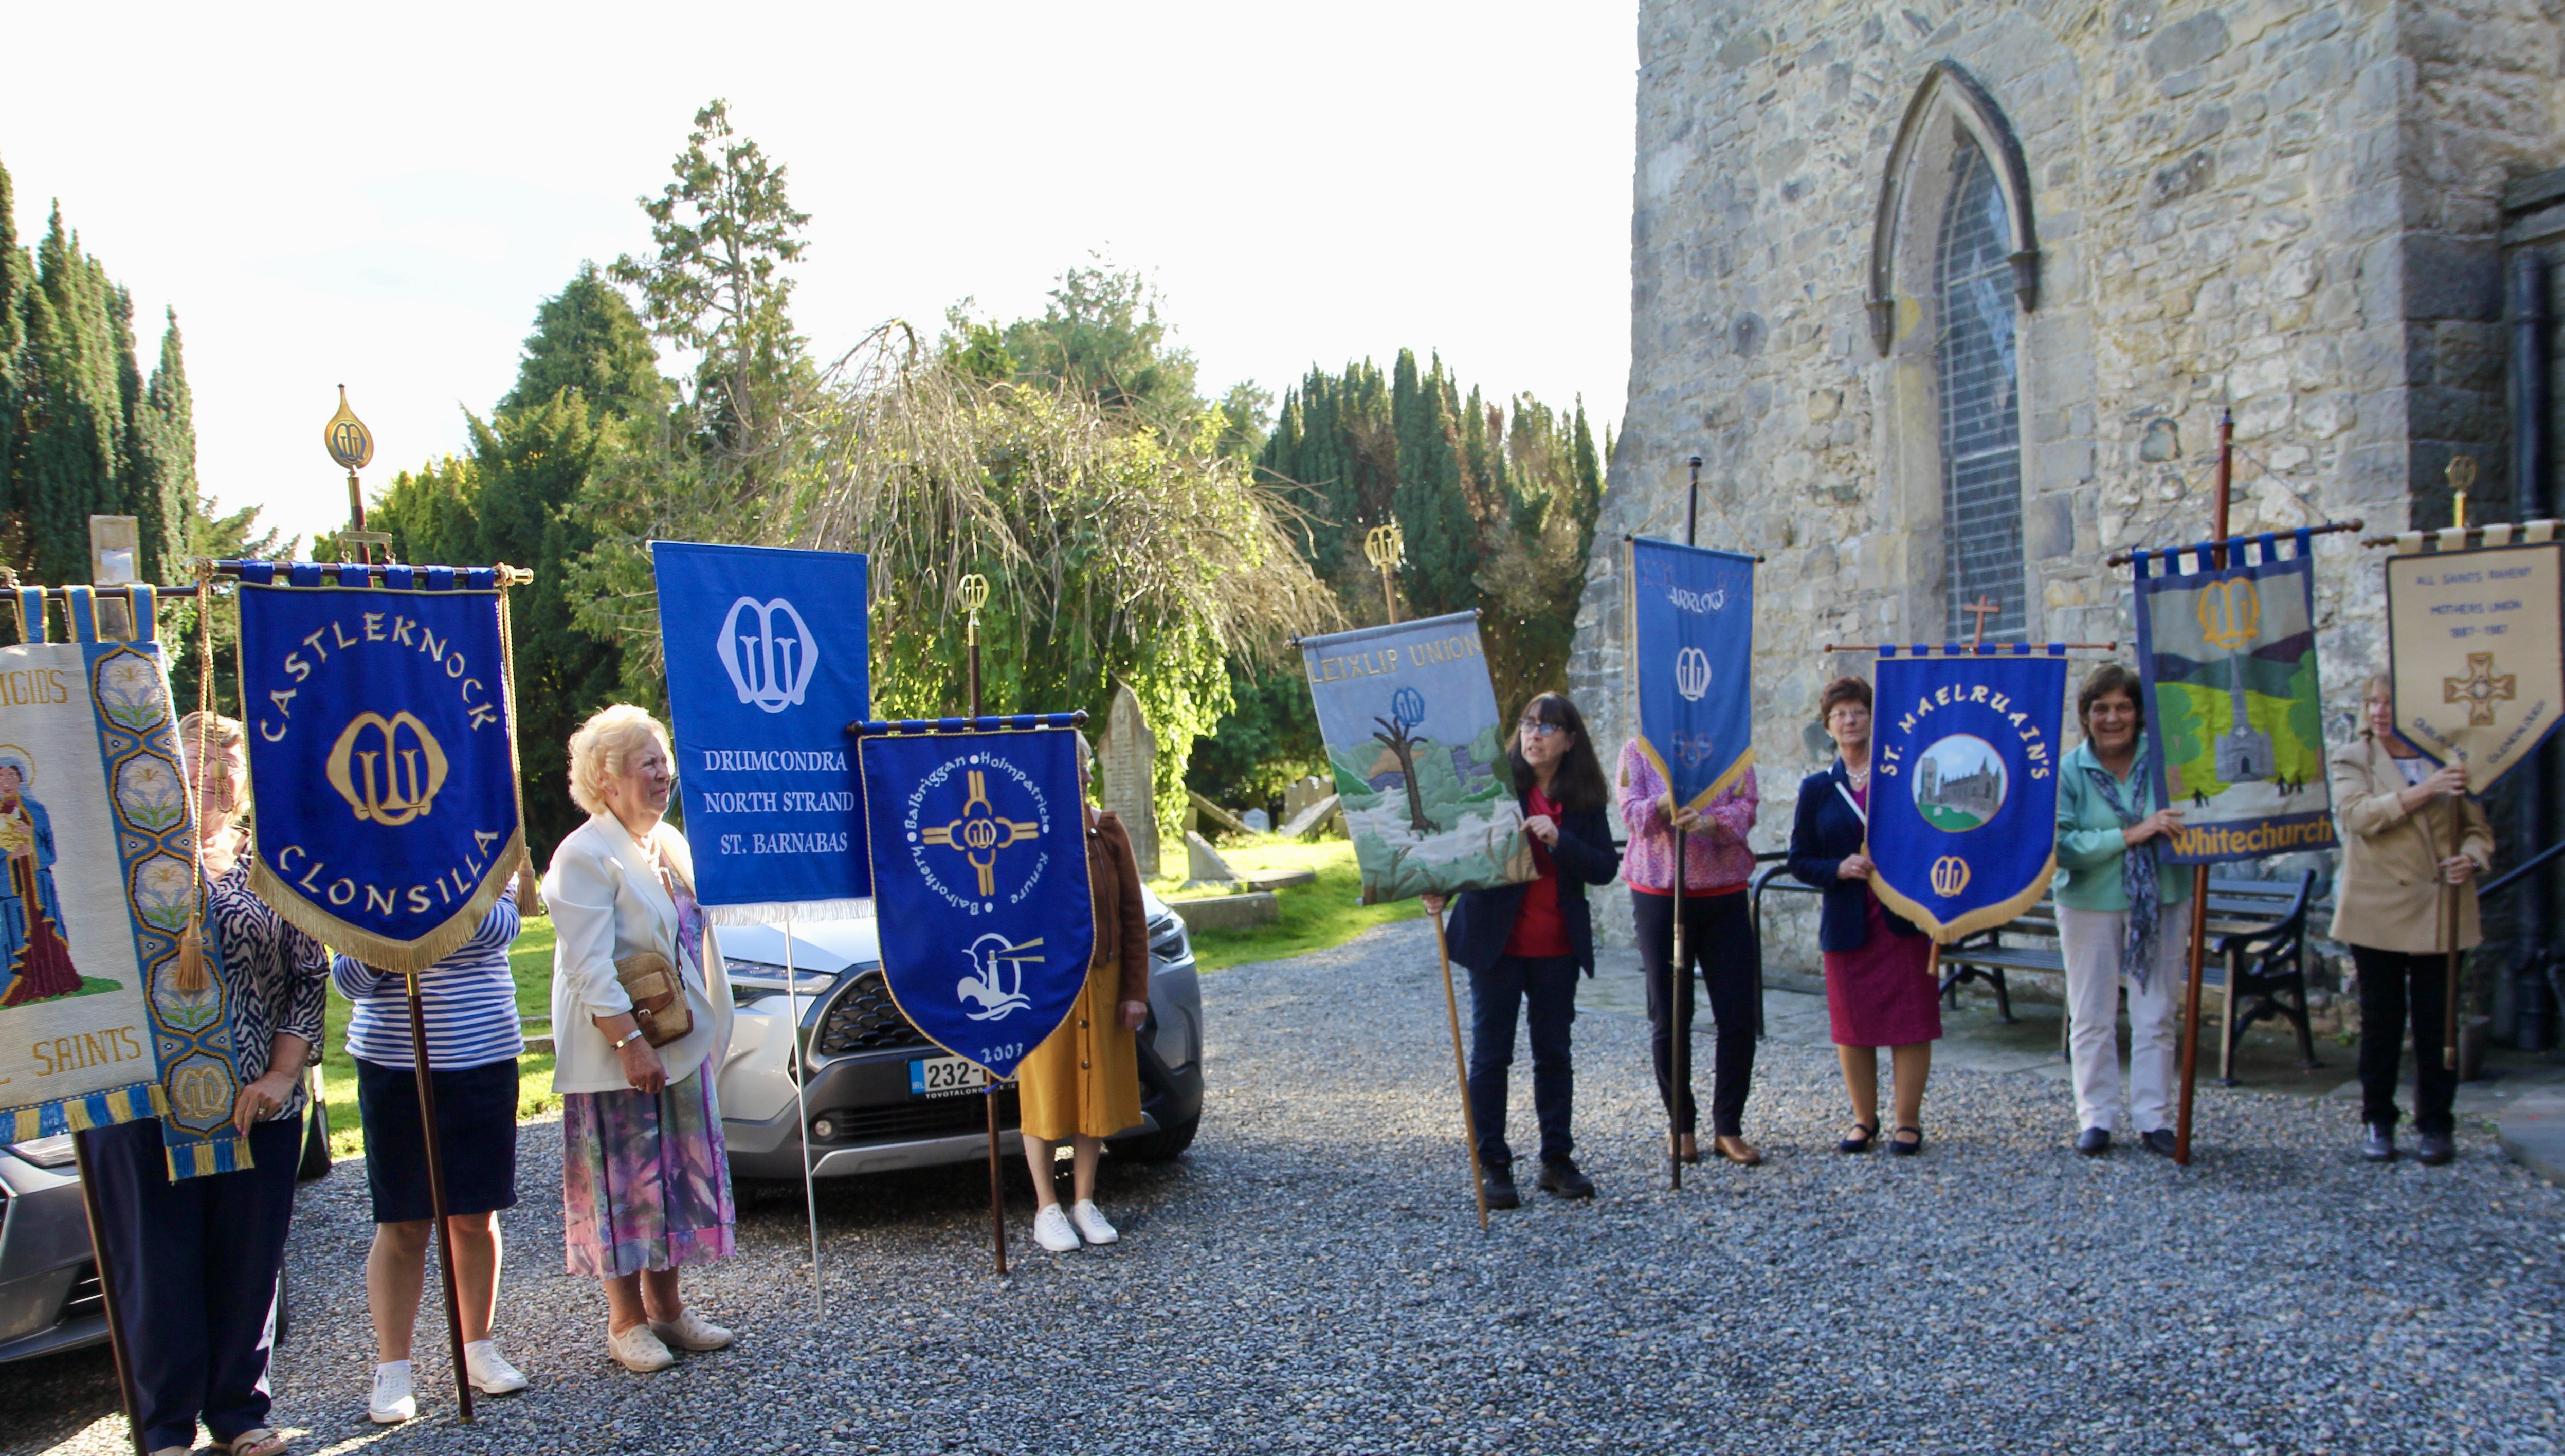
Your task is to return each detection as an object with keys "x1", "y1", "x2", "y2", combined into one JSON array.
[{"x1": 0, "y1": 748, "x2": 82, "y2": 1007}]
